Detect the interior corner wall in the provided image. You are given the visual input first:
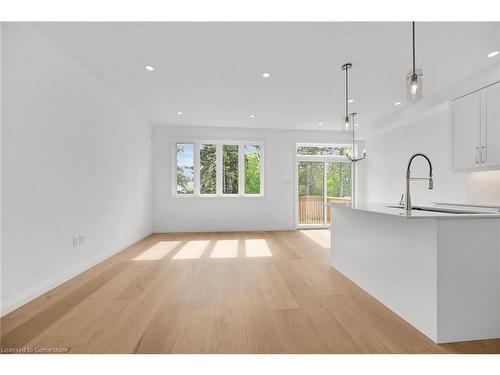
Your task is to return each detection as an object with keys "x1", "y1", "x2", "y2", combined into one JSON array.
[
  {"x1": 1, "y1": 24, "x2": 153, "y2": 316},
  {"x1": 152, "y1": 125, "x2": 353, "y2": 233}
]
